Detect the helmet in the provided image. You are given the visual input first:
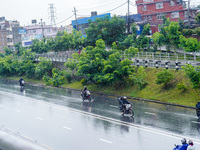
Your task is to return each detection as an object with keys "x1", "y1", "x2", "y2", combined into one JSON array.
[
  {"x1": 188, "y1": 140, "x2": 193, "y2": 145},
  {"x1": 84, "y1": 86, "x2": 87, "y2": 88},
  {"x1": 123, "y1": 96, "x2": 127, "y2": 100},
  {"x1": 181, "y1": 138, "x2": 187, "y2": 144}
]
